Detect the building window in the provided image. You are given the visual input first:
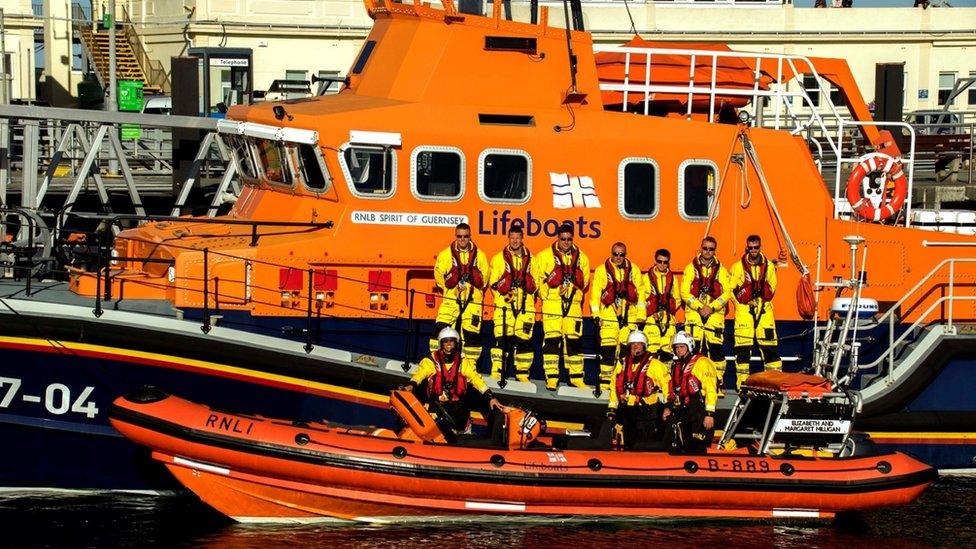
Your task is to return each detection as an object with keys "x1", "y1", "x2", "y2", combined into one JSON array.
[
  {"x1": 969, "y1": 71, "x2": 976, "y2": 106},
  {"x1": 618, "y1": 158, "x2": 658, "y2": 219},
  {"x1": 829, "y1": 84, "x2": 845, "y2": 107},
  {"x1": 340, "y1": 145, "x2": 396, "y2": 198},
  {"x1": 938, "y1": 72, "x2": 956, "y2": 106},
  {"x1": 412, "y1": 147, "x2": 463, "y2": 200},
  {"x1": 803, "y1": 75, "x2": 820, "y2": 108},
  {"x1": 478, "y1": 149, "x2": 530, "y2": 203},
  {"x1": 317, "y1": 70, "x2": 342, "y2": 95},
  {"x1": 679, "y1": 160, "x2": 718, "y2": 221}
]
